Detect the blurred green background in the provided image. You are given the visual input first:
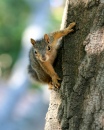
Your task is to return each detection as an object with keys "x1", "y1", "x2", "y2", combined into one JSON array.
[{"x1": 0, "y1": 0, "x2": 30, "y2": 78}]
